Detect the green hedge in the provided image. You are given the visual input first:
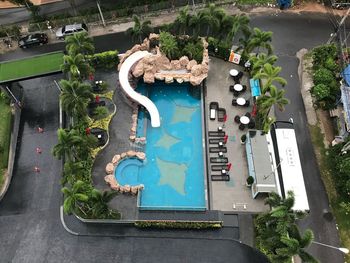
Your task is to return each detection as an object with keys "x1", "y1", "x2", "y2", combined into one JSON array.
[
  {"x1": 207, "y1": 37, "x2": 231, "y2": 61},
  {"x1": 87, "y1": 50, "x2": 119, "y2": 69},
  {"x1": 134, "y1": 220, "x2": 222, "y2": 229}
]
